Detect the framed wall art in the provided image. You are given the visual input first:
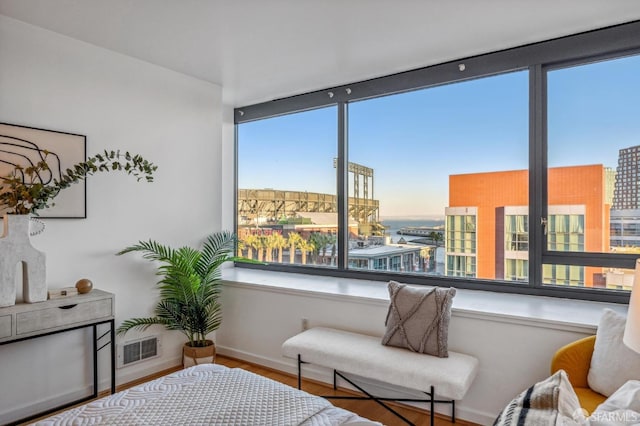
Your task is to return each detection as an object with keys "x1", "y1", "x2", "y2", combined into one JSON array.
[{"x1": 0, "y1": 122, "x2": 87, "y2": 218}]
